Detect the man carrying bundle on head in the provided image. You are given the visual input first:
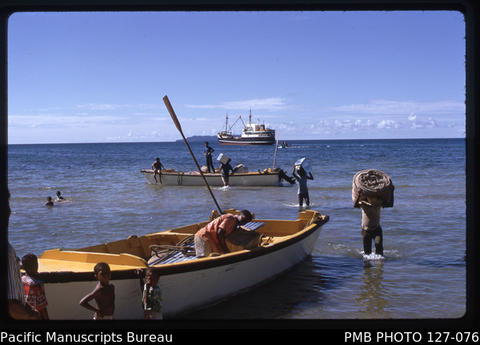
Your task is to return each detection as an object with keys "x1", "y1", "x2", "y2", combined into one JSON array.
[{"x1": 352, "y1": 169, "x2": 394, "y2": 258}]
